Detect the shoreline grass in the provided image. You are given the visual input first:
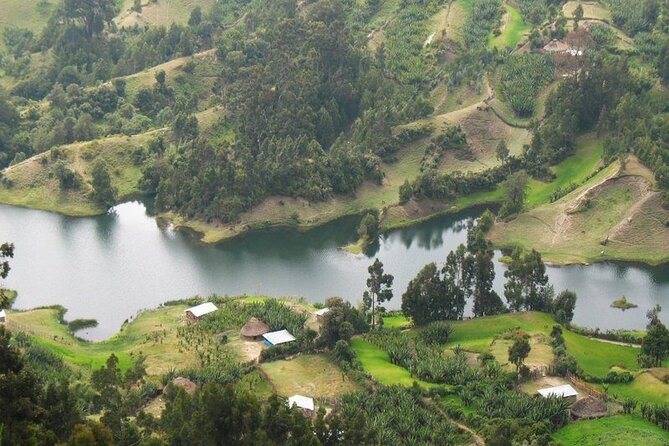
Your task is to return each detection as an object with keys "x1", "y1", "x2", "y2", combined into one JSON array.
[{"x1": 5, "y1": 305, "x2": 198, "y2": 377}]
